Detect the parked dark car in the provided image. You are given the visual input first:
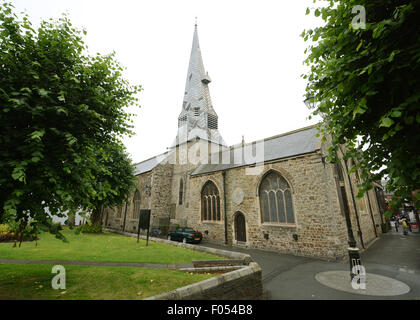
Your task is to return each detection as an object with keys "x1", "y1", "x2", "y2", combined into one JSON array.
[{"x1": 167, "y1": 227, "x2": 202, "y2": 244}]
